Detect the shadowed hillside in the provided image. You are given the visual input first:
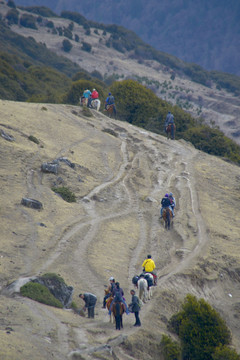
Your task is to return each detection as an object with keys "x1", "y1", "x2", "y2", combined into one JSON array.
[{"x1": 14, "y1": 0, "x2": 240, "y2": 76}]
